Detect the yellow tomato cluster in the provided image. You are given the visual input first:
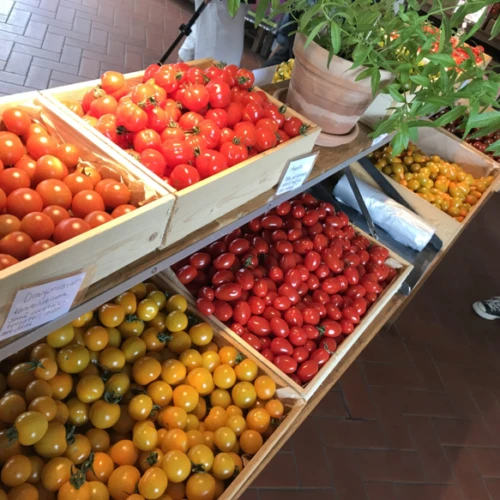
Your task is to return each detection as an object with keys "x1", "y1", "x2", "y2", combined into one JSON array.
[
  {"x1": 369, "y1": 144, "x2": 494, "y2": 222},
  {"x1": 0, "y1": 282, "x2": 285, "y2": 500},
  {"x1": 272, "y1": 59, "x2": 294, "y2": 83}
]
